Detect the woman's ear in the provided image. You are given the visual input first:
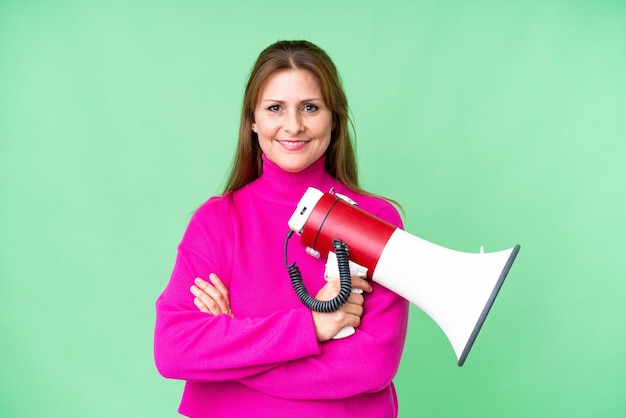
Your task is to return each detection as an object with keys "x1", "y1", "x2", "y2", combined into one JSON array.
[{"x1": 252, "y1": 121, "x2": 257, "y2": 133}]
